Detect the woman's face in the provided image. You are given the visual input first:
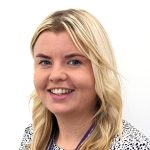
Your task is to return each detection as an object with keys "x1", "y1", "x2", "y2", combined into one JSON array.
[{"x1": 33, "y1": 31, "x2": 97, "y2": 117}]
